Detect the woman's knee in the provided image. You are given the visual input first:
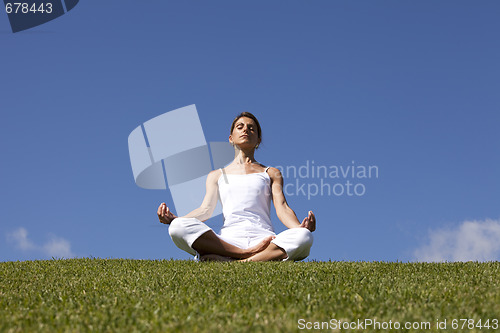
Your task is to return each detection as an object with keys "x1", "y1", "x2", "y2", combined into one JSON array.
[
  {"x1": 168, "y1": 217, "x2": 212, "y2": 246},
  {"x1": 168, "y1": 218, "x2": 181, "y2": 238},
  {"x1": 168, "y1": 217, "x2": 193, "y2": 240},
  {"x1": 294, "y1": 228, "x2": 314, "y2": 248},
  {"x1": 288, "y1": 228, "x2": 314, "y2": 261},
  {"x1": 272, "y1": 228, "x2": 314, "y2": 261}
]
